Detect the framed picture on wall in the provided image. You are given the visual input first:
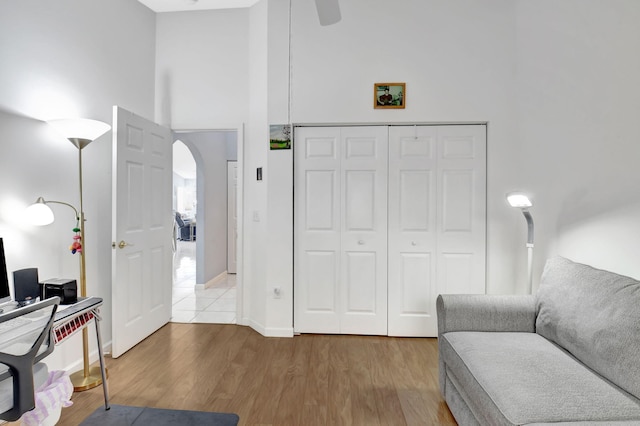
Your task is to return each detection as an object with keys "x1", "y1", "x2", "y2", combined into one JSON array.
[
  {"x1": 269, "y1": 124, "x2": 291, "y2": 150},
  {"x1": 374, "y1": 82, "x2": 405, "y2": 109}
]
